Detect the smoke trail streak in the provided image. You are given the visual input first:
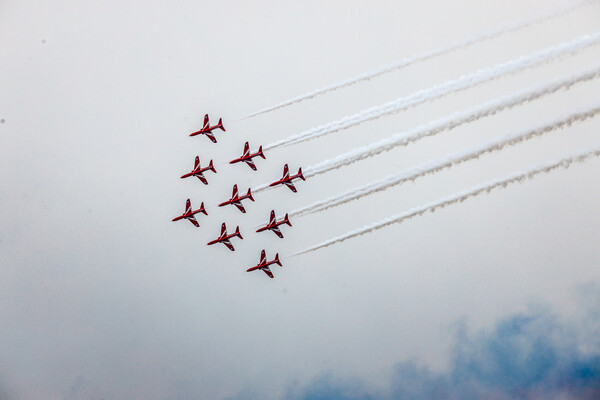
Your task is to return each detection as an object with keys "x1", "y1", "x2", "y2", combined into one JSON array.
[
  {"x1": 252, "y1": 66, "x2": 600, "y2": 195},
  {"x1": 303, "y1": 65, "x2": 600, "y2": 178},
  {"x1": 239, "y1": 0, "x2": 594, "y2": 120},
  {"x1": 289, "y1": 106, "x2": 600, "y2": 218},
  {"x1": 291, "y1": 145, "x2": 600, "y2": 256},
  {"x1": 263, "y1": 31, "x2": 600, "y2": 150}
]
